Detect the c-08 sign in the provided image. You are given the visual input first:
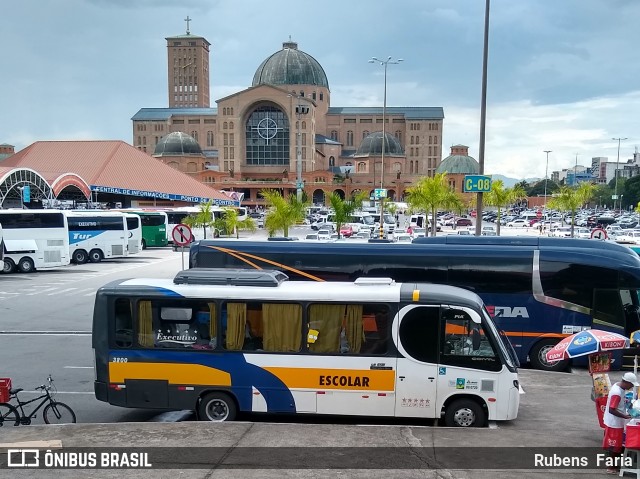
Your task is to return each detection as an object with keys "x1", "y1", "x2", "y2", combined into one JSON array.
[{"x1": 463, "y1": 175, "x2": 492, "y2": 193}]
